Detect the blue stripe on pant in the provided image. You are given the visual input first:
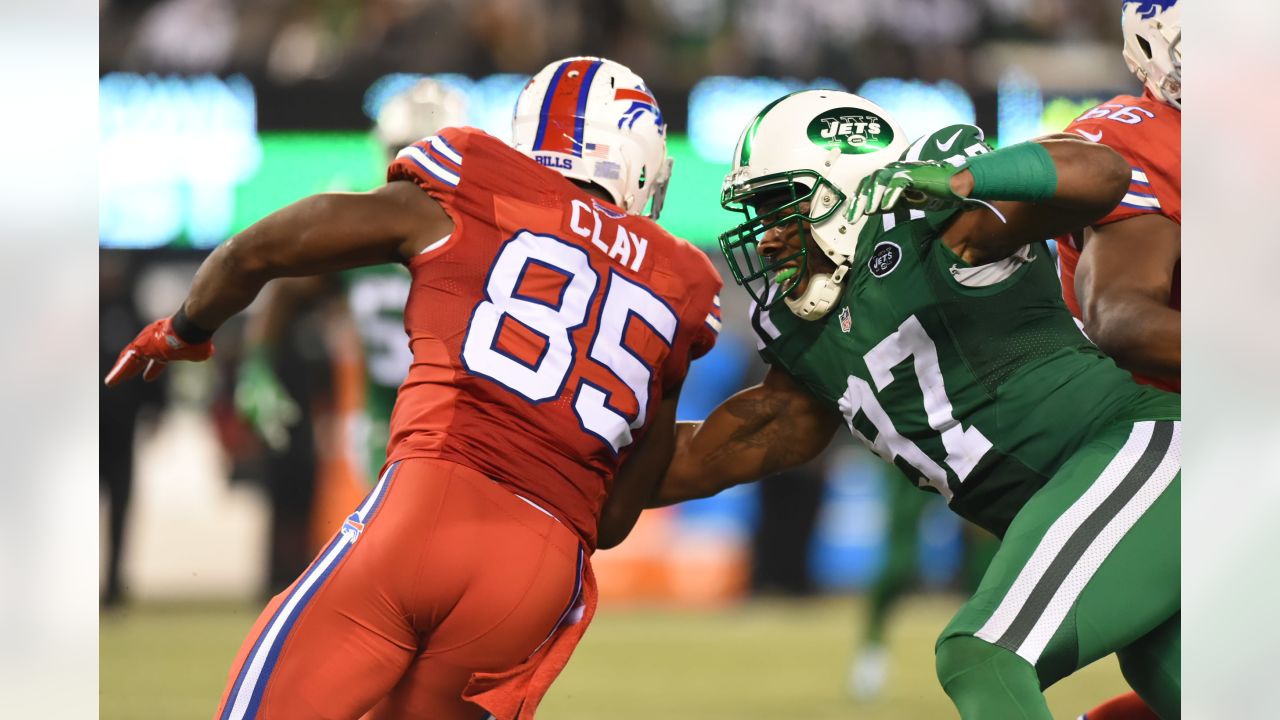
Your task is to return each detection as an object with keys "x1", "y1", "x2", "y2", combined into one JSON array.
[{"x1": 219, "y1": 461, "x2": 400, "y2": 720}]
